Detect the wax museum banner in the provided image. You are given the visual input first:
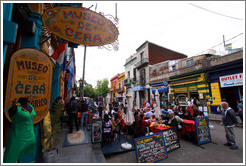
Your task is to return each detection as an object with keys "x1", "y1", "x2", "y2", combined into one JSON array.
[
  {"x1": 42, "y1": 6, "x2": 119, "y2": 46},
  {"x1": 5, "y1": 49, "x2": 53, "y2": 124}
]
